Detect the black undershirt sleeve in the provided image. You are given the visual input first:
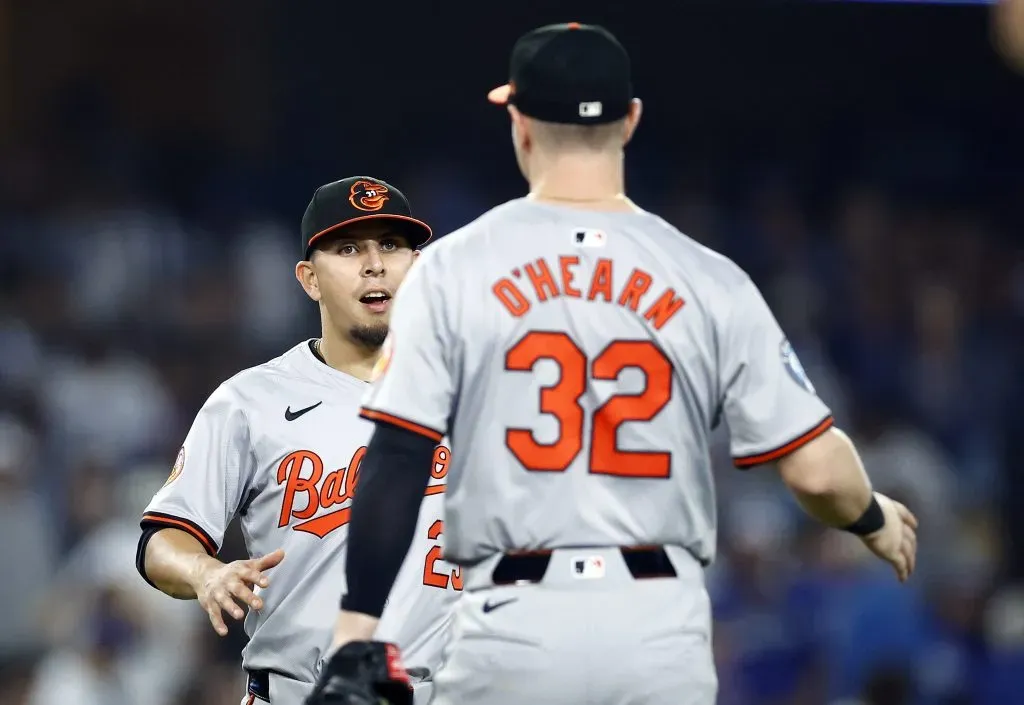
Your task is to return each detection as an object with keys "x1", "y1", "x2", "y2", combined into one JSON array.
[{"x1": 341, "y1": 422, "x2": 438, "y2": 617}]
